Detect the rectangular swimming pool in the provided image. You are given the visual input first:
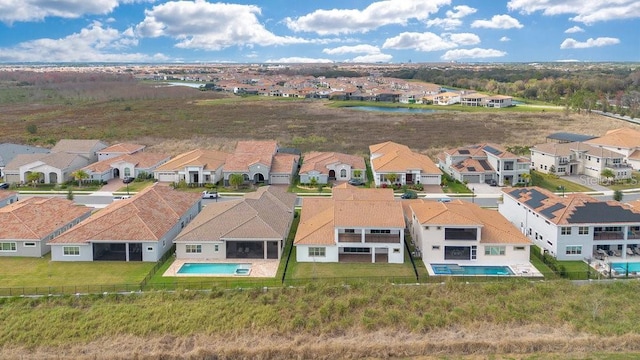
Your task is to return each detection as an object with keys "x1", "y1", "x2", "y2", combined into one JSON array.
[
  {"x1": 177, "y1": 263, "x2": 251, "y2": 276},
  {"x1": 611, "y1": 262, "x2": 640, "y2": 274},
  {"x1": 431, "y1": 264, "x2": 514, "y2": 276}
]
